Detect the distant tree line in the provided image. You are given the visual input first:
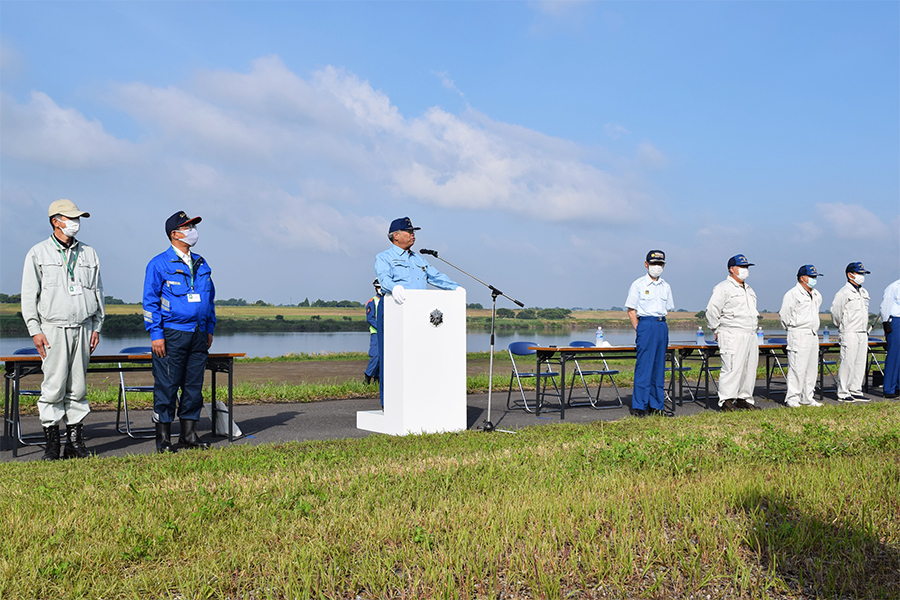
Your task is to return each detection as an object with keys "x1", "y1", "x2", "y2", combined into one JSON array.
[{"x1": 493, "y1": 308, "x2": 572, "y2": 320}]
